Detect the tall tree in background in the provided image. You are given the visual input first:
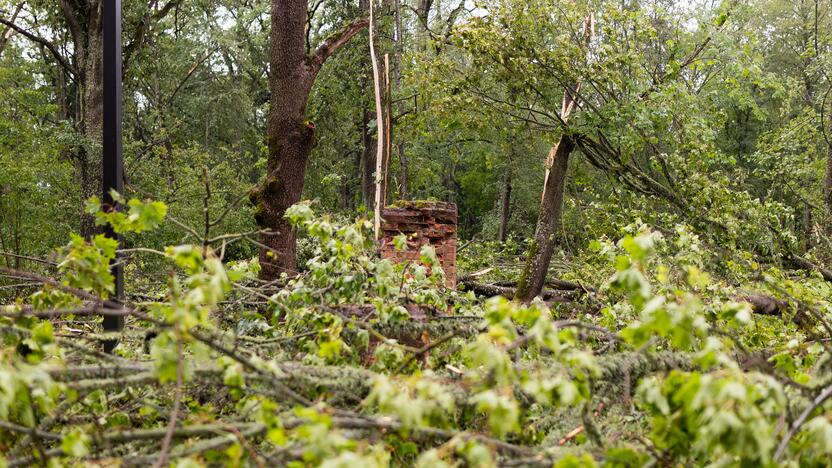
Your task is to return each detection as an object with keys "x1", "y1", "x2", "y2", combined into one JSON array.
[
  {"x1": 368, "y1": 0, "x2": 385, "y2": 239},
  {"x1": 826, "y1": 70, "x2": 832, "y2": 220},
  {"x1": 250, "y1": 0, "x2": 367, "y2": 279},
  {"x1": 826, "y1": 101, "x2": 832, "y2": 218}
]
